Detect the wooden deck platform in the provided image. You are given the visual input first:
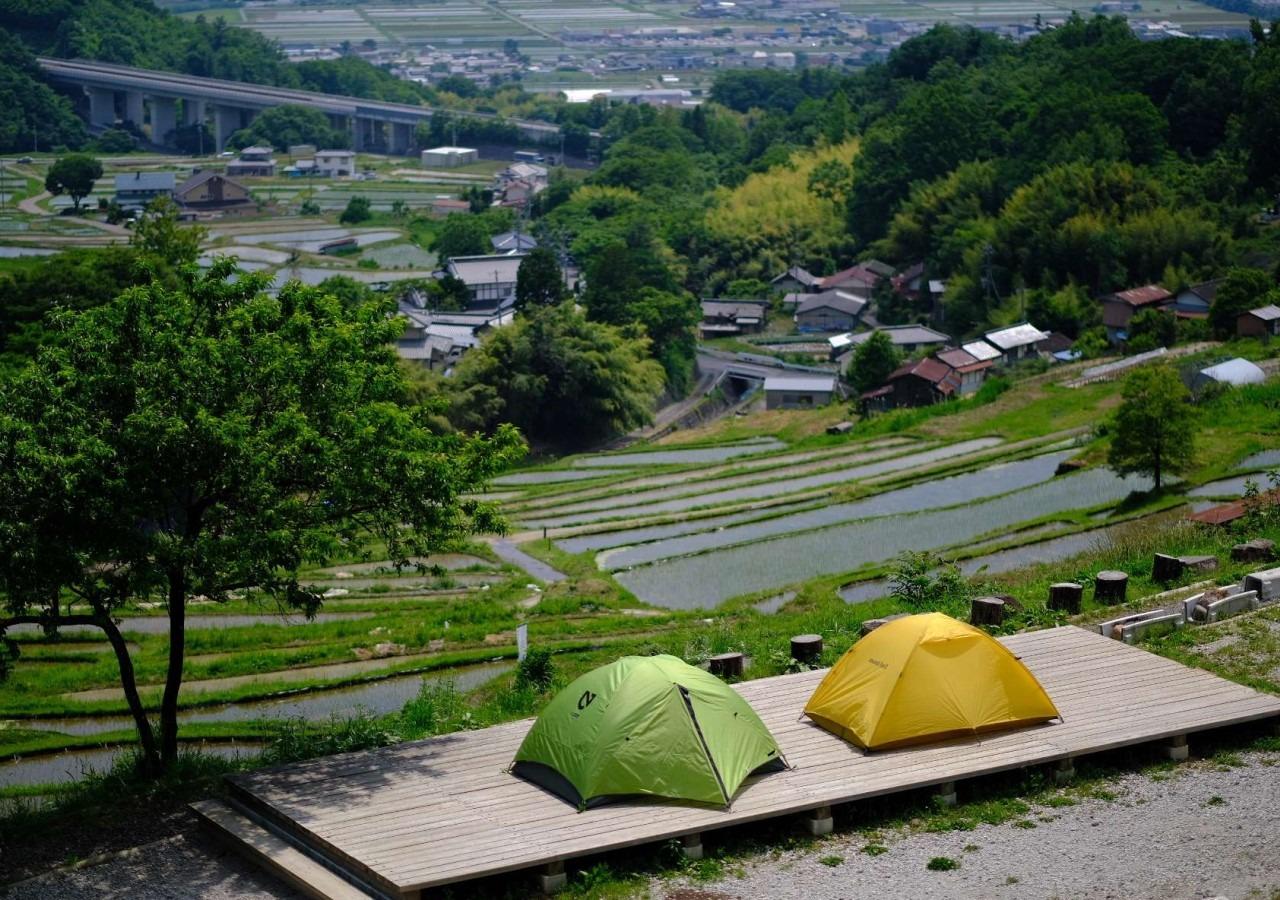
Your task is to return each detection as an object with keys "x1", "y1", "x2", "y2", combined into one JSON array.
[{"x1": 215, "y1": 627, "x2": 1280, "y2": 898}]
